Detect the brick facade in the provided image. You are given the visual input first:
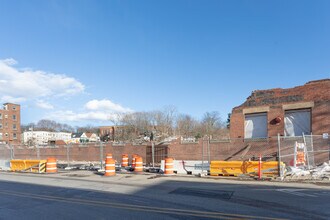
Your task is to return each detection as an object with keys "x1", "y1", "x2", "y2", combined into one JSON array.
[
  {"x1": 1, "y1": 136, "x2": 329, "y2": 165},
  {"x1": 230, "y1": 79, "x2": 330, "y2": 138},
  {"x1": 0, "y1": 103, "x2": 21, "y2": 144}
]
